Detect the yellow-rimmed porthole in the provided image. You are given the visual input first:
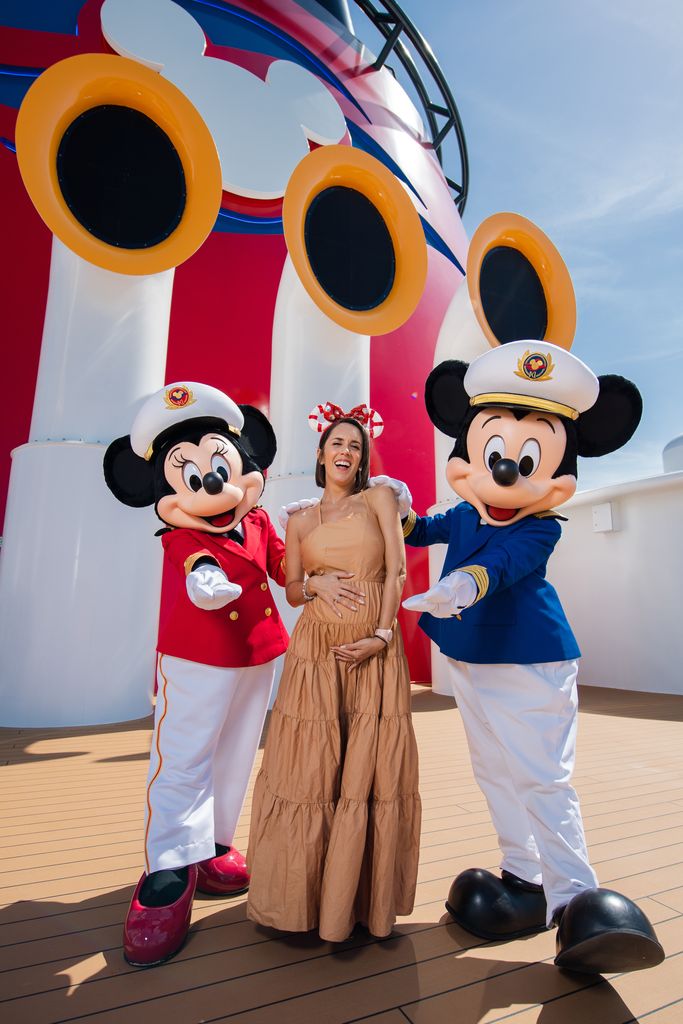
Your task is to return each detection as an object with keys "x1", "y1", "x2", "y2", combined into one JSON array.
[
  {"x1": 282, "y1": 145, "x2": 427, "y2": 336},
  {"x1": 16, "y1": 53, "x2": 222, "y2": 275},
  {"x1": 467, "y1": 212, "x2": 576, "y2": 351}
]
